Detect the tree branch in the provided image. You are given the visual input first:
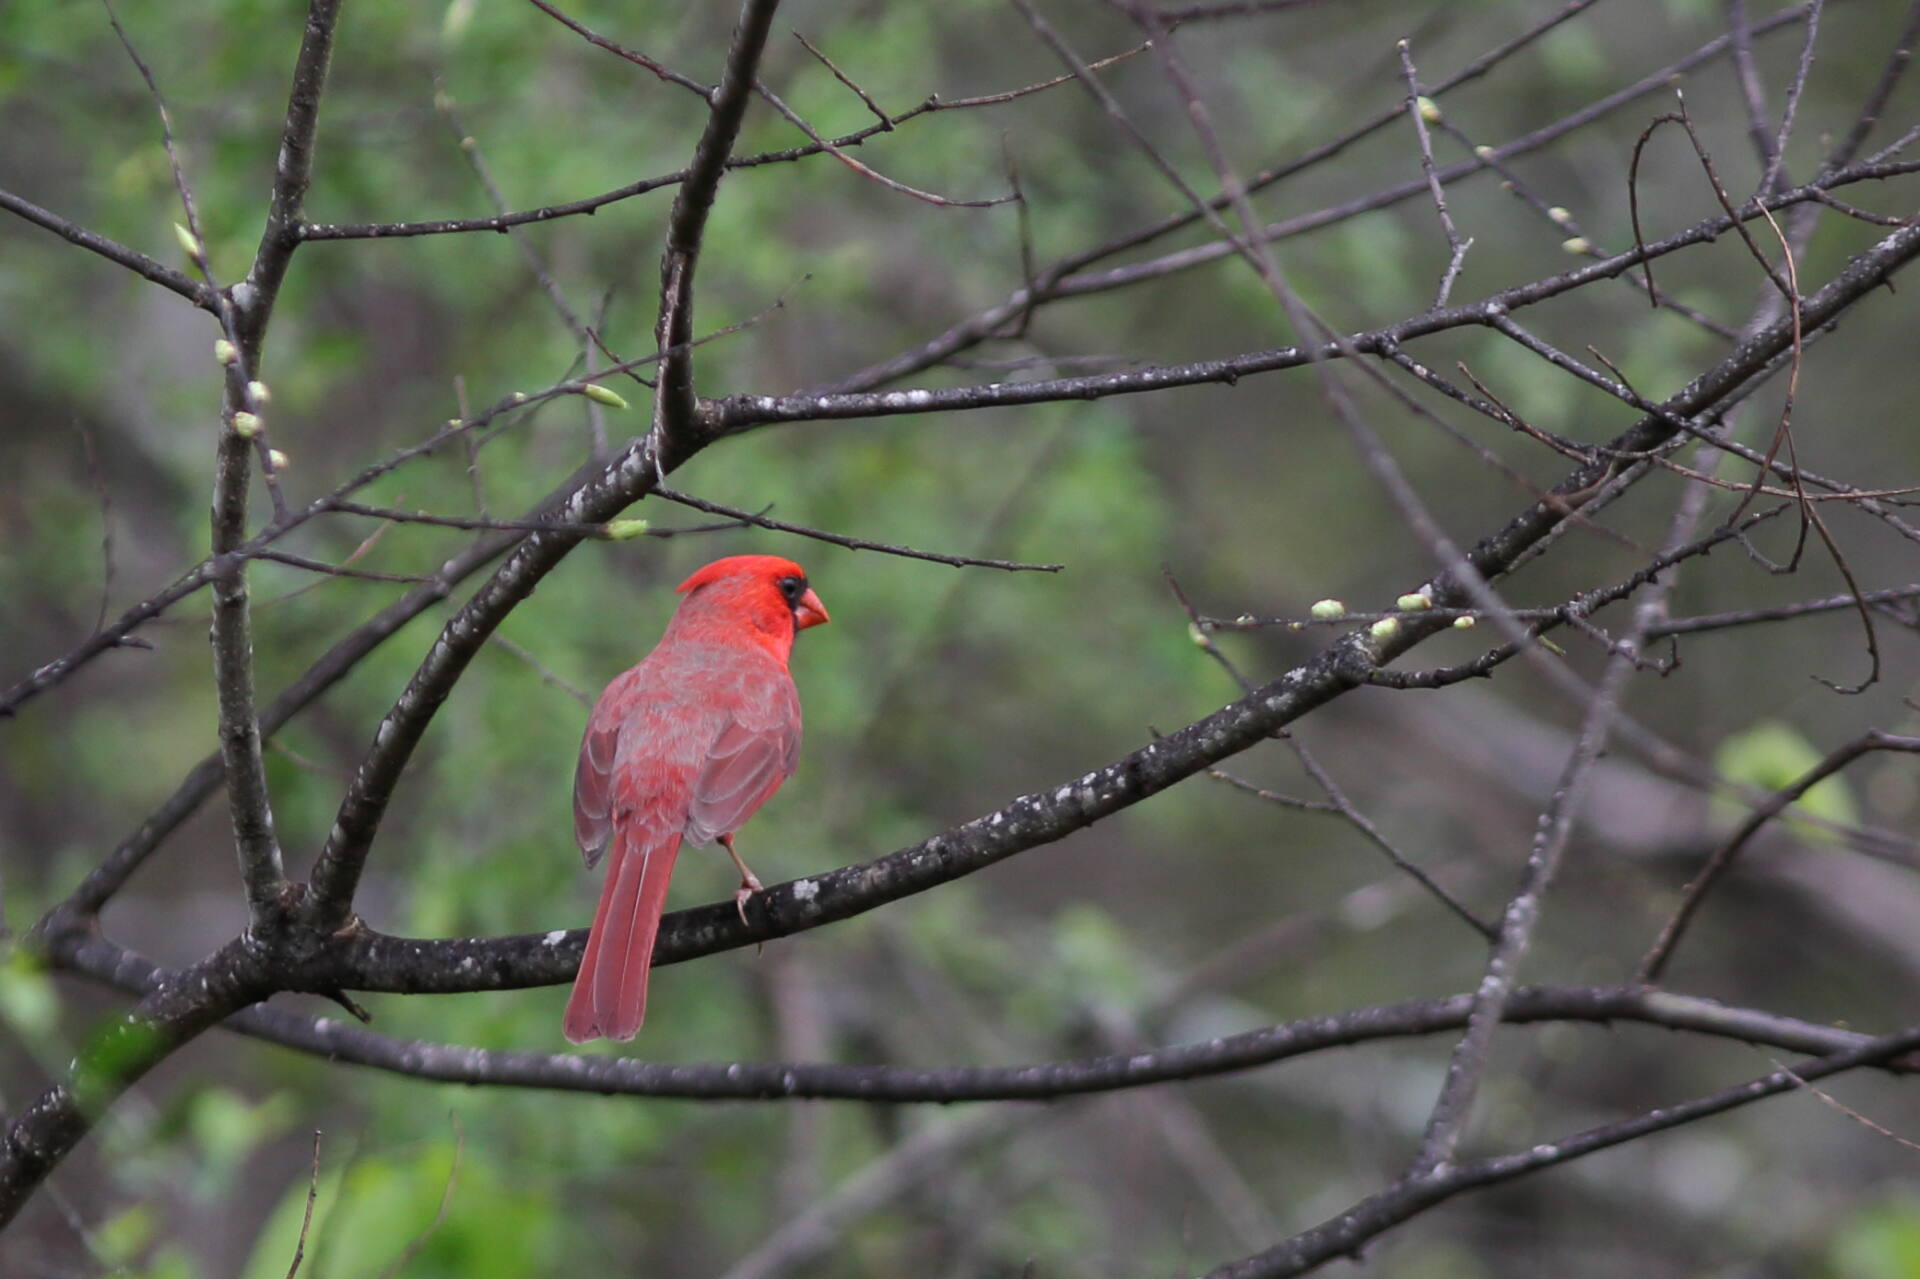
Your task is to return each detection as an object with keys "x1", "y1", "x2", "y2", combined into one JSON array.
[
  {"x1": 0, "y1": 186, "x2": 213, "y2": 306},
  {"x1": 43, "y1": 928, "x2": 1916, "y2": 1102},
  {"x1": 709, "y1": 162, "x2": 1920, "y2": 433},
  {"x1": 0, "y1": 939, "x2": 271, "y2": 1230},
  {"x1": 1207, "y1": 1022, "x2": 1920, "y2": 1277},
  {"x1": 1638, "y1": 730, "x2": 1920, "y2": 983},
  {"x1": 651, "y1": 0, "x2": 783, "y2": 465}
]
